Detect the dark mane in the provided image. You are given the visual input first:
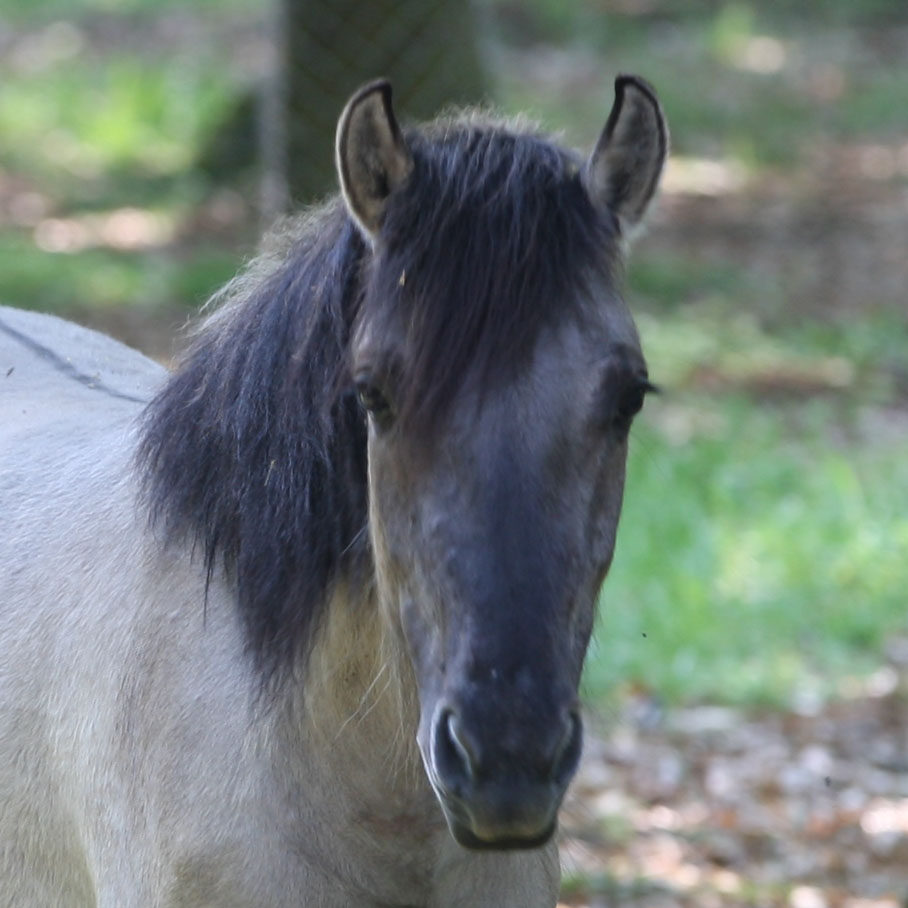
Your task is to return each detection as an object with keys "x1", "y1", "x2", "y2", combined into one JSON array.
[
  {"x1": 137, "y1": 112, "x2": 621, "y2": 680},
  {"x1": 138, "y1": 201, "x2": 370, "y2": 682}
]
